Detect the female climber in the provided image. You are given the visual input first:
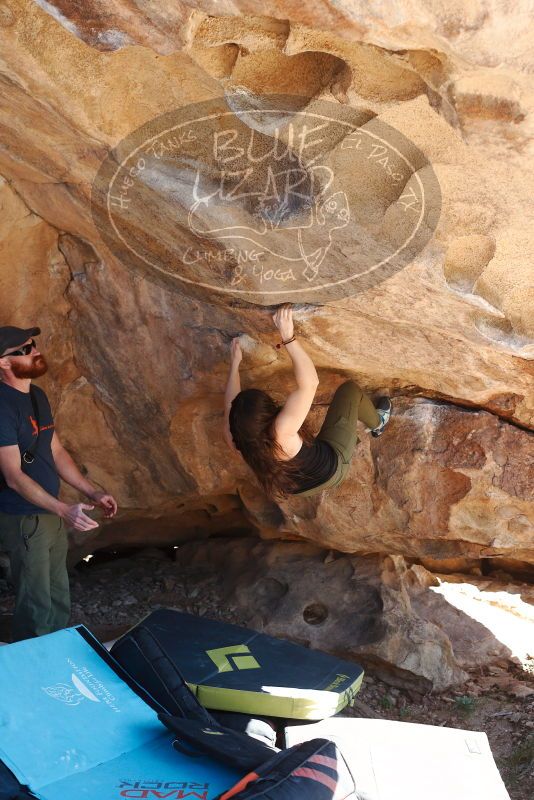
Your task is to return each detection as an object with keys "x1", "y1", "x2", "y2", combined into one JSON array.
[{"x1": 223, "y1": 303, "x2": 391, "y2": 500}]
